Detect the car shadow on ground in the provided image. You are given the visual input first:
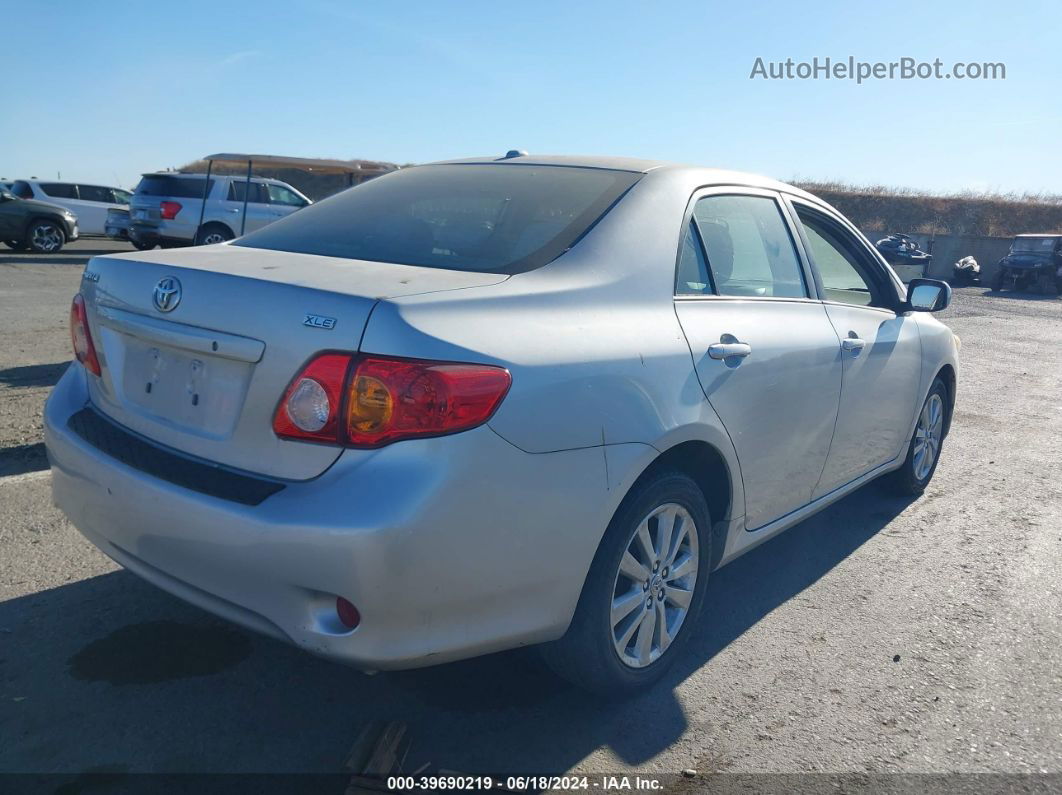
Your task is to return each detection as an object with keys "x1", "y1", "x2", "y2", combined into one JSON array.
[
  {"x1": 0, "y1": 362, "x2": 69, "y2": 389},
  {"x1": 0, "y1": 482, "x2": 915, "y2": 777}
]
